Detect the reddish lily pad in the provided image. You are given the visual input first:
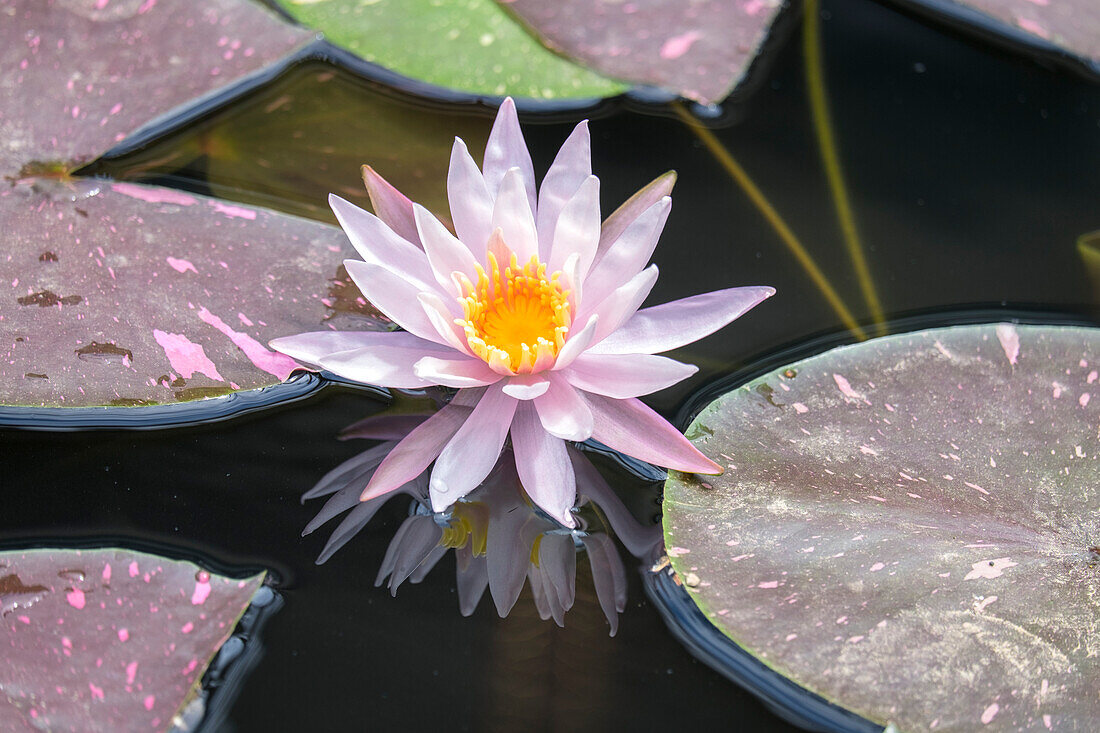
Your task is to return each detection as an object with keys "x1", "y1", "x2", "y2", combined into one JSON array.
[
  {"x1": 0, "y1": 547, "x2": 264, "y2": 731},
  {"x1": 1, "y1": 178, "x2": 388, "y2": 410},
  {"x1": 664, "y1": 323, "x2": 1100, "y2": 731},
  {"x1": 893, "y1": 0, "x2": 1100, "y2": 72},
  {"x1": 0, "y1": 0, "x2": 311, "y2": 177},
  {"x1": 497, "y1": 0, "x2": 785, "y2": 104}
]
